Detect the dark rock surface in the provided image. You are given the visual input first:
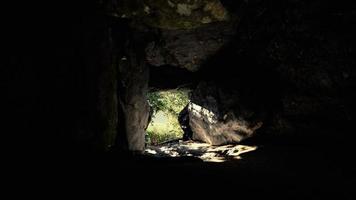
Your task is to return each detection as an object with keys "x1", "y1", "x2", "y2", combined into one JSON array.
[
  {"x1": 146, "y1": 22, "x2": 237, "y2": 71},
  {"x1": 178, "y1": 104, "x2": 193, "y2": 140}
]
